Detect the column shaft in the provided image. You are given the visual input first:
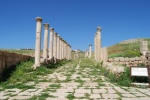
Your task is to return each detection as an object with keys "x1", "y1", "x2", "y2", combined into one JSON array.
[
  {"x1": 53, "y1": 32, "x2": 57, "y2": 59},
  {"x1": 89, "y1": 44, "x2": 92, "y2": 58},
  {"x1": 57, "y1": 35, "x2": 60, "y2": 59},
  {"x1": 62, "y1": 40, "x2": 64, "y2": 59},
  {"x1": 49, "y1": 28, "x2": 54, "y2": 59},
  {"x1": 34, "y1": 17, "x2": 42, "y2": 68},
  {"x1": 43, "y1": 24, "x2": 49, "y2": 60}
]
